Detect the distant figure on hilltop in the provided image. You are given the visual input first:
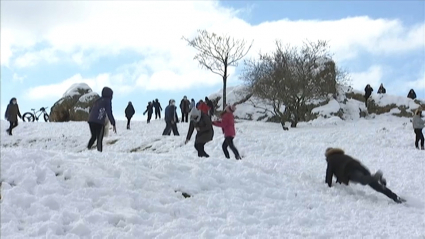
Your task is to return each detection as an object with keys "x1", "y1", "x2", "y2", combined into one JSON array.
[
  {"x1": 407, "y1": 89, "x2": 417, "y2": 100},
  {"x1": 205, "y1": 97, "x2": 214, "y2": 117},
  {"x1": 162, "y1": 99, "x2": 179, "y2": 136},
  {"x1": 125, "y1": 101, "x2": 135, "y2": 130},
  {"x1": 364, "y1": 84, "x2": 373, "y2": 107},
  {"x1": 5, "y1": 97, "x2": 22, "y2": 136},
  {"x1": 412, "y1": 108, "x2": 424, "y2": 150},
  {"x1": 377, "y1": 83, "x2": 386, "y2": 94},
  {"x1": 324, "y1": 147, "x2": 405, "y2": 203},
  {"x1": 143, "y1": 101, "x2": 154, "y2": 123},
  {"x1": 87, "y1": 87, "x2": 116, "y2": 152},
  {"x1": 153, "y1": 99, "x2": 162, "y2": 119},
  {"x1": 180, "y1": 96, "x2": 191, "y2": 123}
]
